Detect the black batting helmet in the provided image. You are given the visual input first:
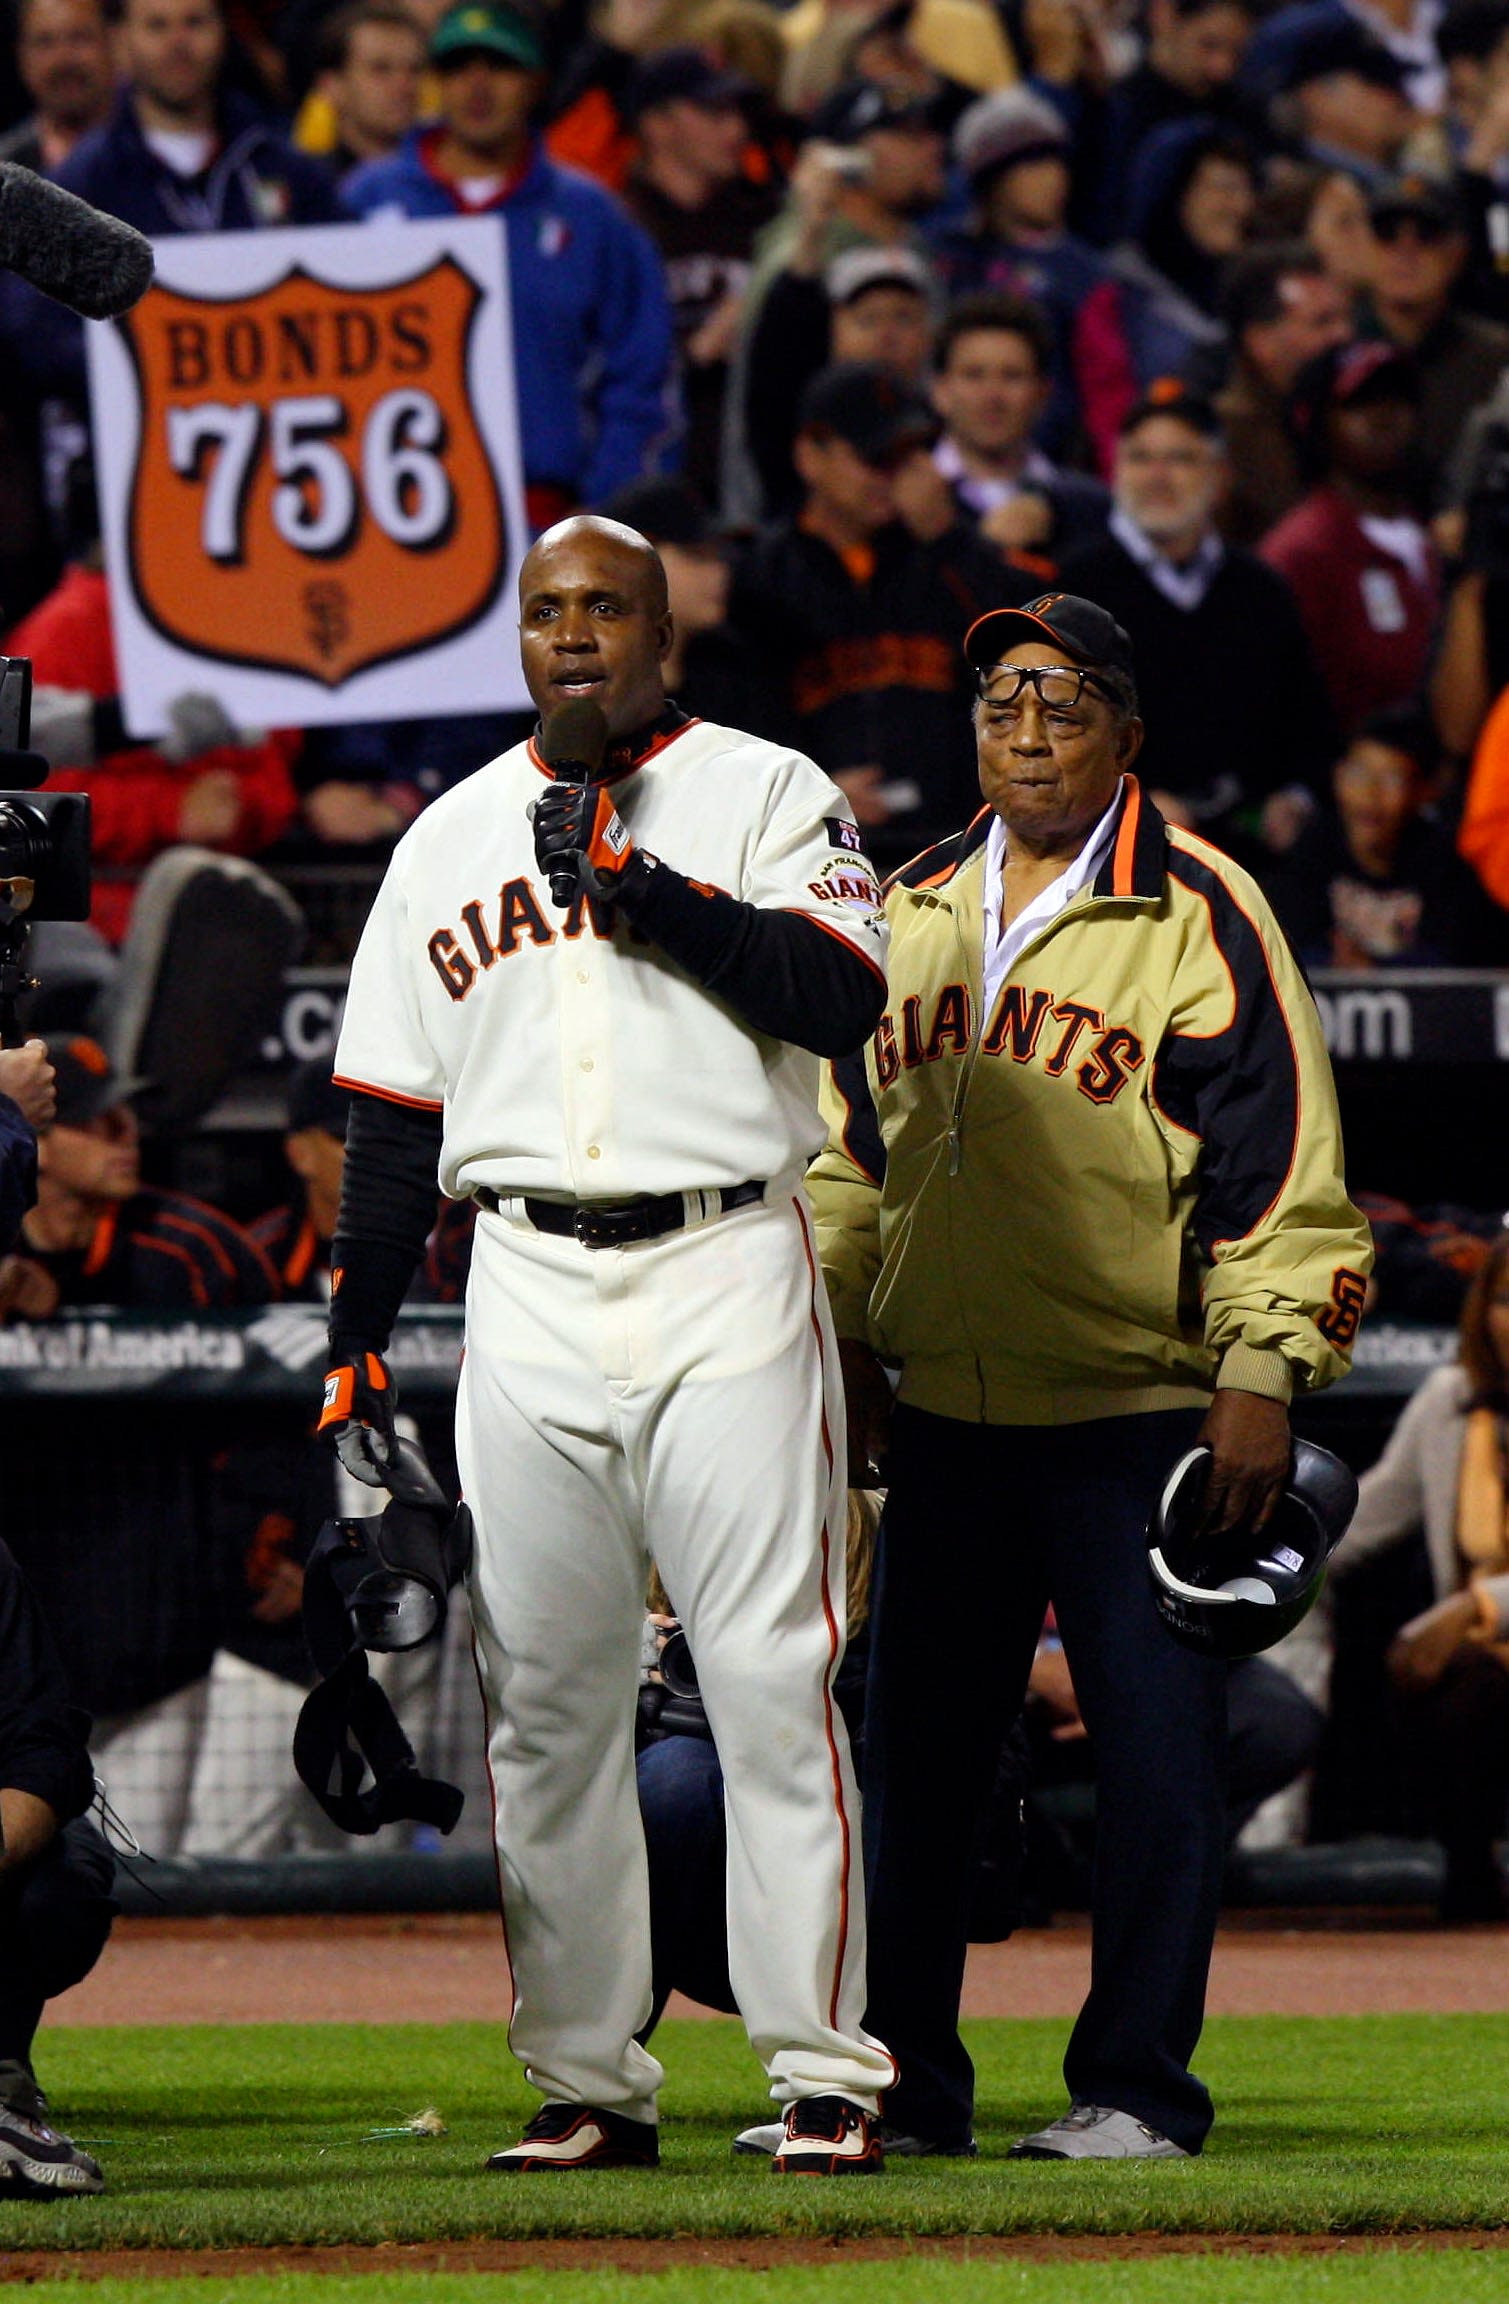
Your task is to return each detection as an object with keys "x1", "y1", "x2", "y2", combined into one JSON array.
[{"x1": 1147, "y1": 1438, "x2": 1358, "y2": 1658}]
